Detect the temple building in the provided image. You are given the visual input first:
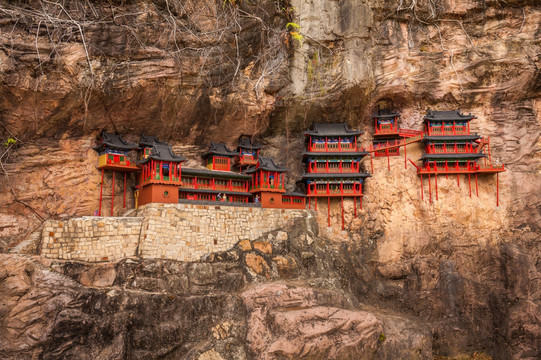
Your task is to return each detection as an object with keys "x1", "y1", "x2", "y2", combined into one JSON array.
[
  {"x1": 137, "y1": 141, "x2": 185, "y2": 206},
  {"x1": 94, "y1": 131, "x2": 140, "y2": 216},
  {"x1": 302, "y1": 123, "x2": 370, "y2": 228},
  {"x1": 415, "y1": 110, "x2": 505, "y2": 204},
  {"x1": 180, "y1": 142, "x2": 252, "y2": 203},
  {"x1": 235, "y1": 135, "x2": 261, "y2": 171},
  {"x1": 372, "y1": 109, "x2": 402, "y2": 157}
]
